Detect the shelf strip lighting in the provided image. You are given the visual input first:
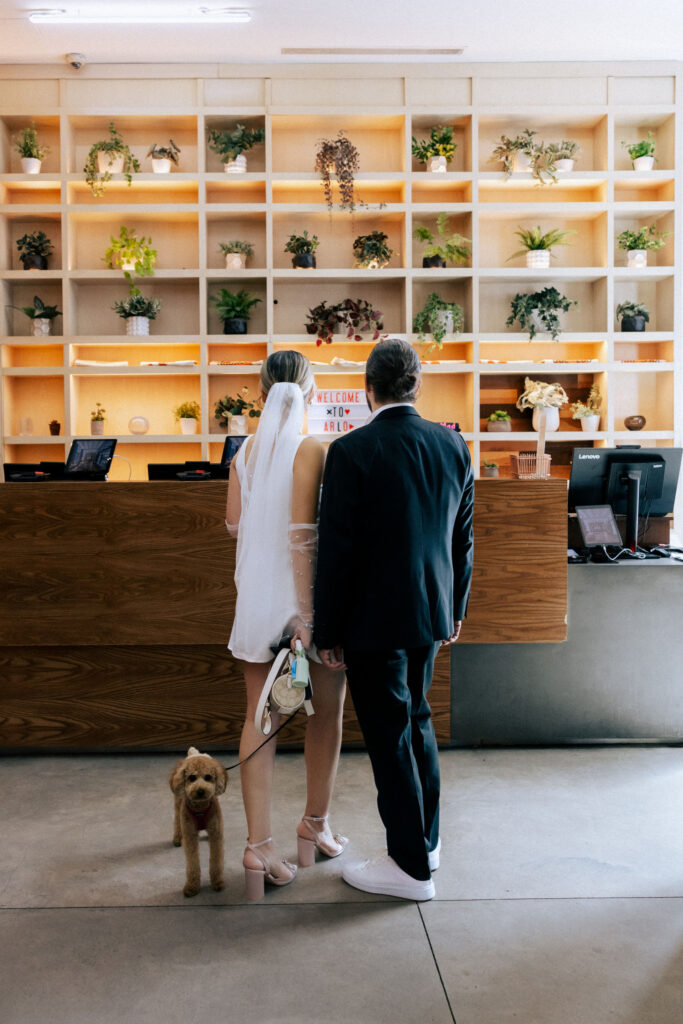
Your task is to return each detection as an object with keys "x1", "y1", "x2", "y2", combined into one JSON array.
[{"x1": 29, "y1": 7, "x2": 251, "y2": 23}]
